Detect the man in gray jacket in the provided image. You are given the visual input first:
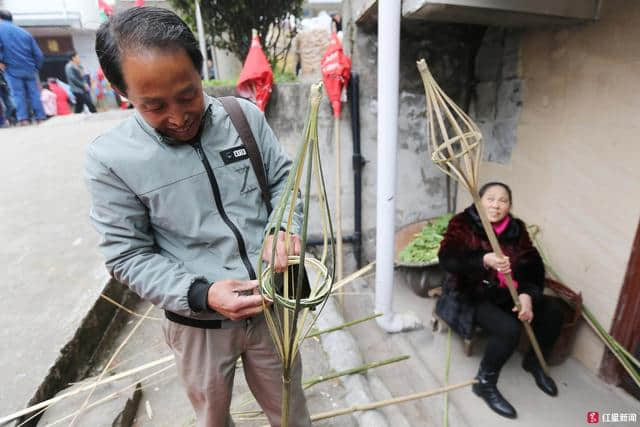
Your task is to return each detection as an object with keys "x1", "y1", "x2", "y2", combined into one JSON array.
[
  {"x1": 87, "y1": 7, "x2": 310, "y2": 427},
  {"x1": 64, "y1": 51, "x2": 96, "y2": 114}
]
